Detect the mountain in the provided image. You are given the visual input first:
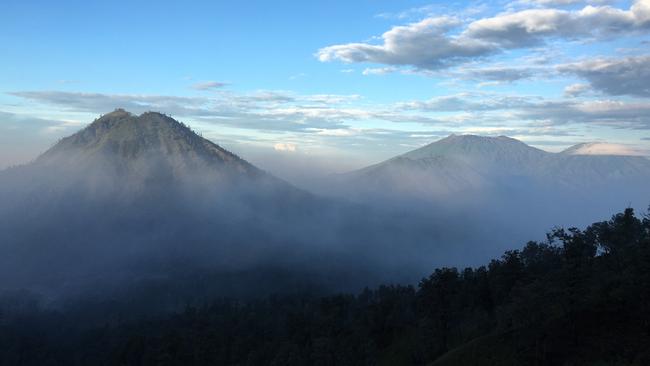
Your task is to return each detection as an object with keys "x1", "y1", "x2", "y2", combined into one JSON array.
[
  {"x1": 0, "y1": 110, "x2": 344, "y2": 298},
  {"x1": 10, "y1": 109, "x2": 270, "y2": 196},
  {"x1": 330, "y1": 134, "x2": 650, "y2": 201},
  {"x1": 338, "y1": 135, "x2": 551, "y2": 199},
  {"x1": 320, "y1": 135, "x2": 650, "y2": 256},
  {"x1": 39, "y1": 109, "x2": 258, "y2": 175},
  {"x1": 3, "y1": 117, "x2": 647, "y2": 304},
  {"x1": 0, "y1": 110, "x2": 454, "y2": 301},
  {"x1": 1, "y1": 109, "x2": 317, "y2": 211}
]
